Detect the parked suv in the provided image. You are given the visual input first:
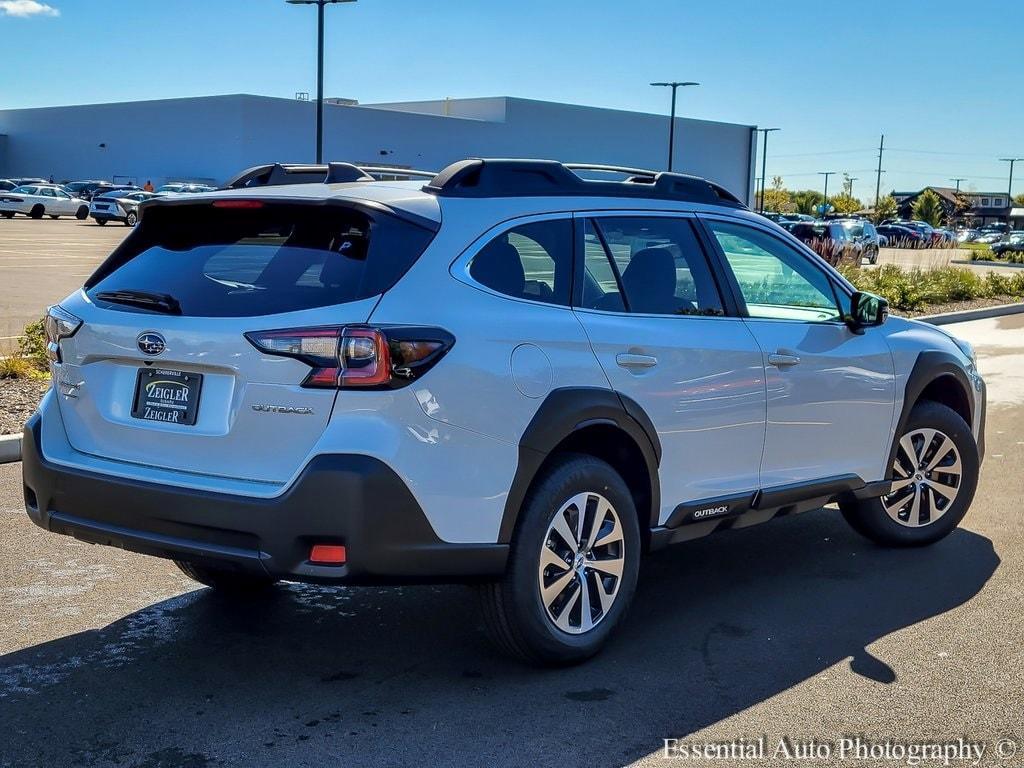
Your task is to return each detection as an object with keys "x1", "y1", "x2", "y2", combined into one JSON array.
[
  {"x1": 23, "y1": 159, "x2": 985, "y2": 665},
  {"x1": 89, "y1": 189, "x2": 158, "y2": 226},
  {"x1": 789, "y1": 220, "x2": 862, "y2": 262}
]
